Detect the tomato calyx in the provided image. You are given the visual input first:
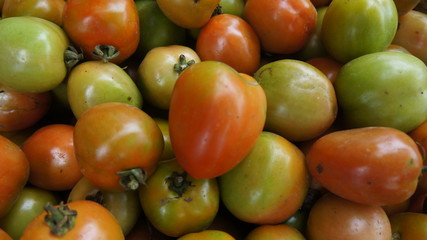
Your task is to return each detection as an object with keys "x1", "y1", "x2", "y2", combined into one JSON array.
[
  {"x1": 85, "y1": 190, "x2": 107, "y2": 207},
  {"x1": 165, "y1": 171, "x2": 193, "y2": 198},
  {"x1": 392, "y1": 232, "x2": 401, "y2": 240},
  {"x1": 116, "y1": 167, "x2": 147, "y2": 190},
  {"x1": 92, "y1": 44, "x2": 120, "y2": 63},
  {"x1": 211, "y1": 5, "x2": 223, "y2": 16},
  {"x1": 173, "y1": 54, "x2": 196, "y2": 74},
  {"x1": 64, "y1": 45, "x2": 84, "y2": 71},
  {"x1": 44, "y1": 202, "x2": 77, "y2": 237}
]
